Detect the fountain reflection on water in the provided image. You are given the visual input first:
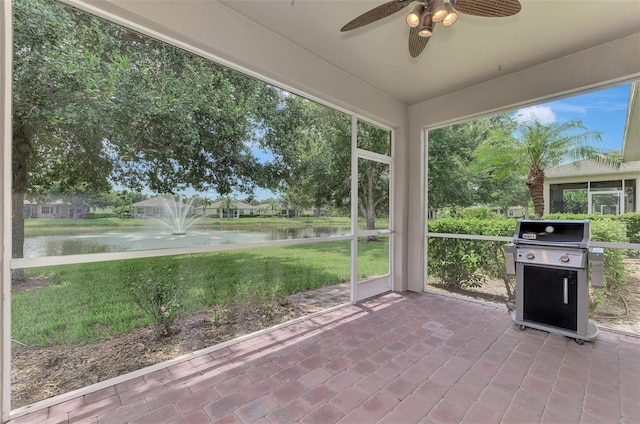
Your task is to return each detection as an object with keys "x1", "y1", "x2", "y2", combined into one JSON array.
[
  {"x1": 23, "y1": 226, "x2": 351, "y2": 258},
  {"x1": 21, "y1": 196, "x2": 356, "y2": 258}
]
